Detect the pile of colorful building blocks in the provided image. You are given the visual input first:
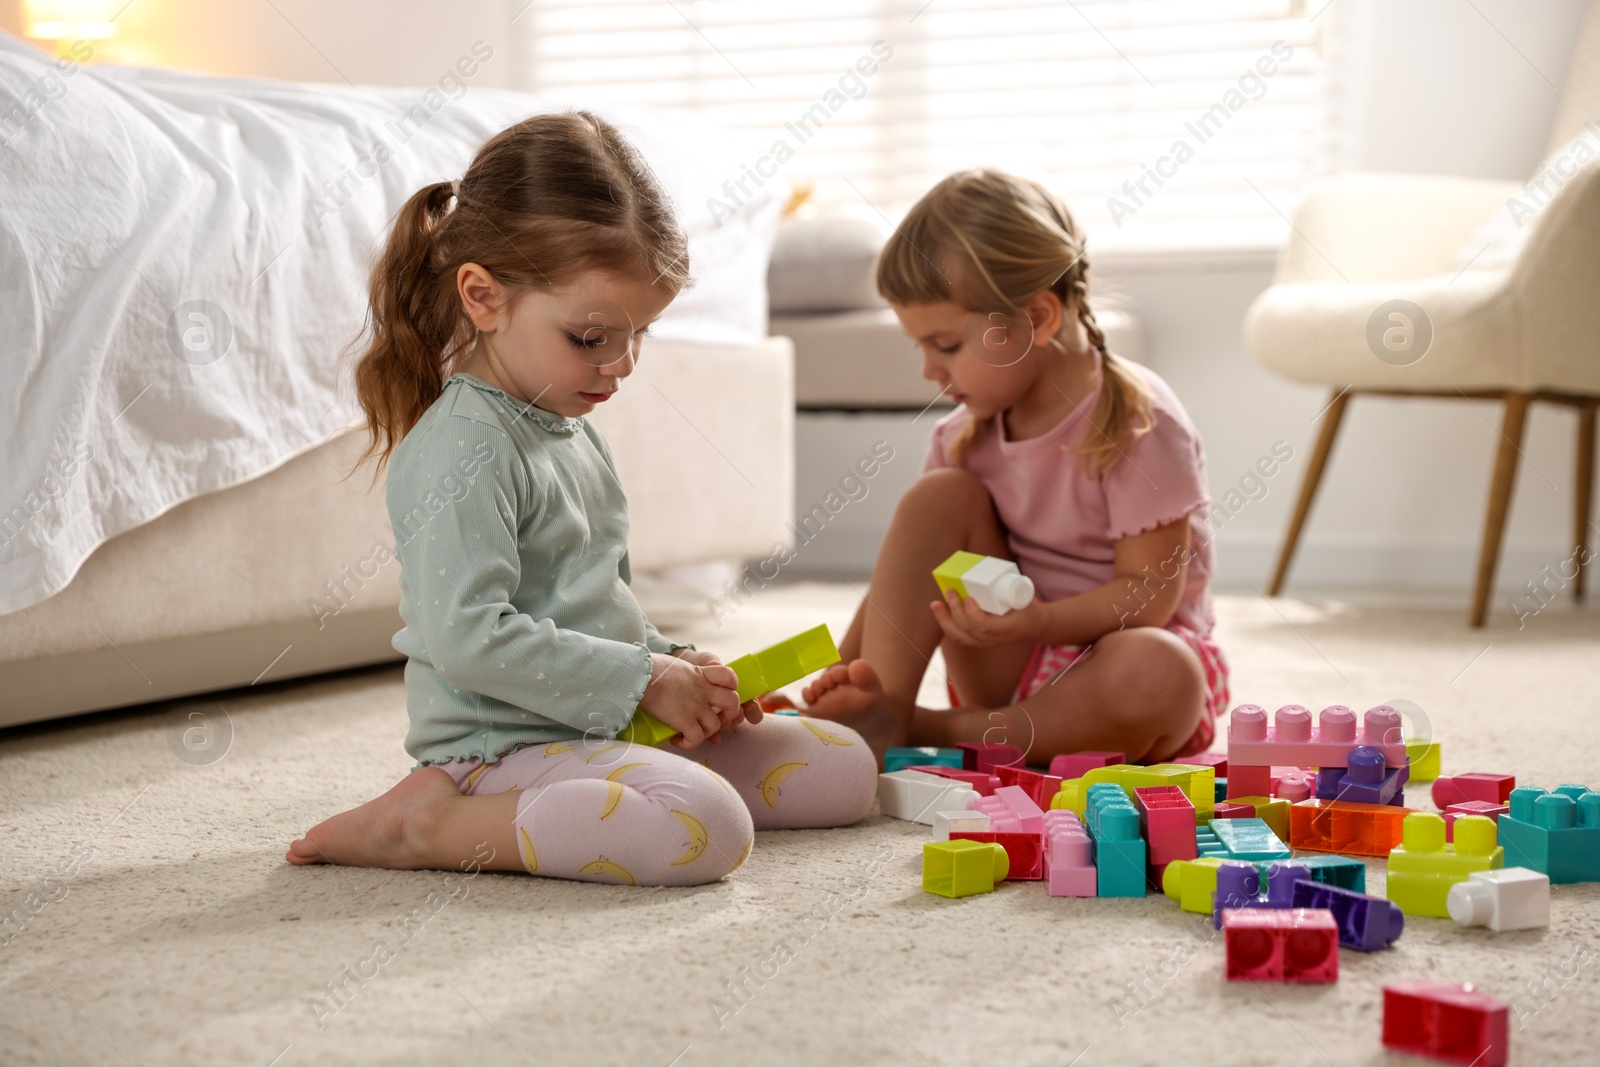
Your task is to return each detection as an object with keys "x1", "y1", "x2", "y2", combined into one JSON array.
[{"x1": 890, "y1": 702, "x2": 1594, "y2": 1066}]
